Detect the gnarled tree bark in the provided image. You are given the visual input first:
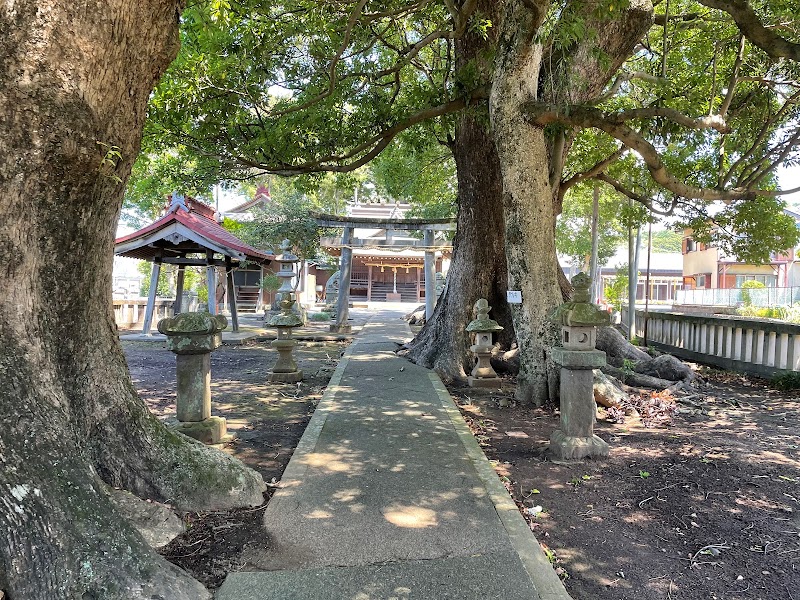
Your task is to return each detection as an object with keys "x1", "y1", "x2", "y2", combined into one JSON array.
[
  {"x1": 0, "y1": 2, "x2": 263, "y2": 598},
  {"x1": 403, "y1": 0, "x2": 513, "y2": 380},
  {"x1": 489, "y1": 0, "x2": 654, "y2": 406}
]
